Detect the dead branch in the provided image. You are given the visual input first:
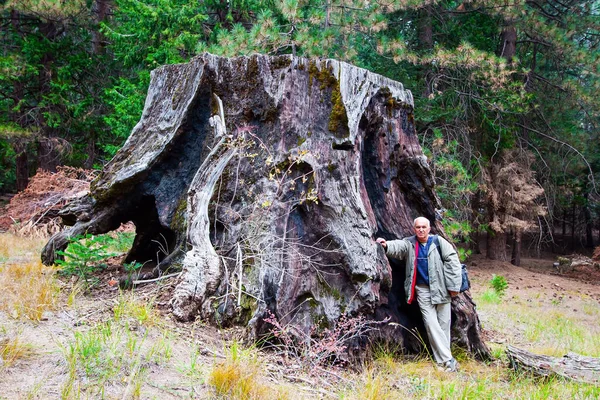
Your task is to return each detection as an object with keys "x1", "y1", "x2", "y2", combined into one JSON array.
[{"x1": 507, "y1": 345, "x2": 600, "y2": 384}]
